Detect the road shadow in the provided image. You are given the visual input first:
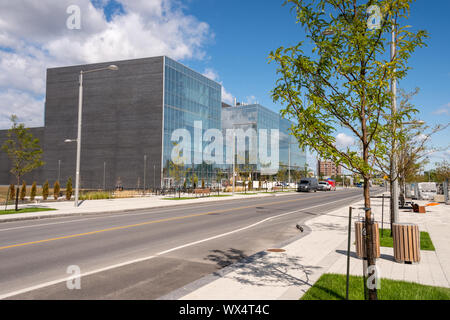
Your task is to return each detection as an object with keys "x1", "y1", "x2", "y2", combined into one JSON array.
[{"x1": 205, "y1": 248, "x2": 321, "y2": 288}]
